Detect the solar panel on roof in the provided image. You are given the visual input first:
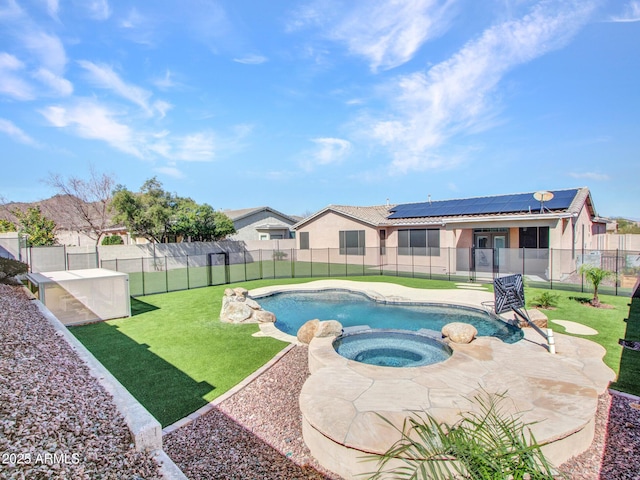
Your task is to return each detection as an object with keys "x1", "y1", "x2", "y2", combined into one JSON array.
[{"x1": 387, "y1": 189, "x2": 579, "y2": 219}]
